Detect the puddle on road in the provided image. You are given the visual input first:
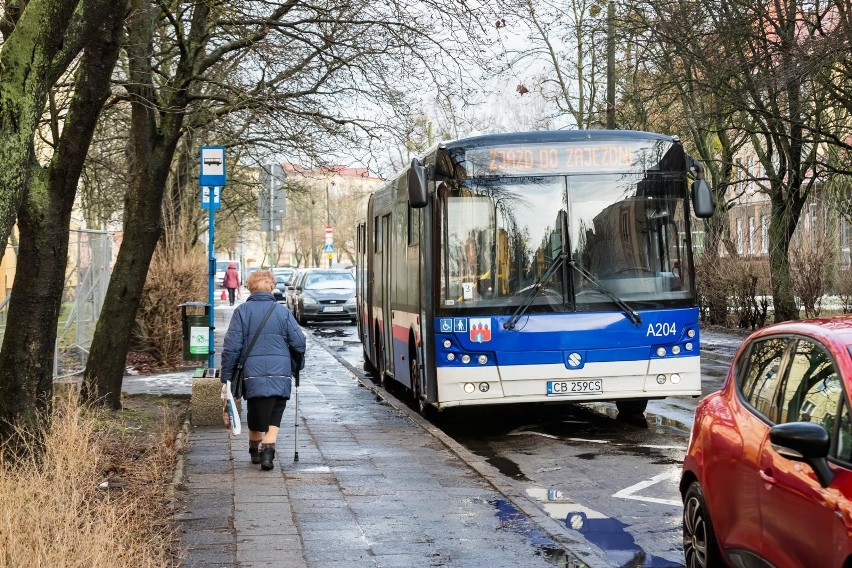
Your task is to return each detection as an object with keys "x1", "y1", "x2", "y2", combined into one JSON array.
[
  {"x1": 525, "y1": 488, "x2": 683, "y2": 568},
  {"x1": 491, "y1": 498, "x2": 584, "y2": 567}
]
